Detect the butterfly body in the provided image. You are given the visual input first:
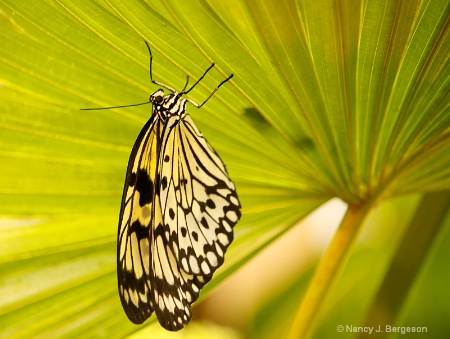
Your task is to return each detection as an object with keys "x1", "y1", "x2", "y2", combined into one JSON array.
[{"x1": 117, "y1": 71, "x2": 240, "y2": 330}]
